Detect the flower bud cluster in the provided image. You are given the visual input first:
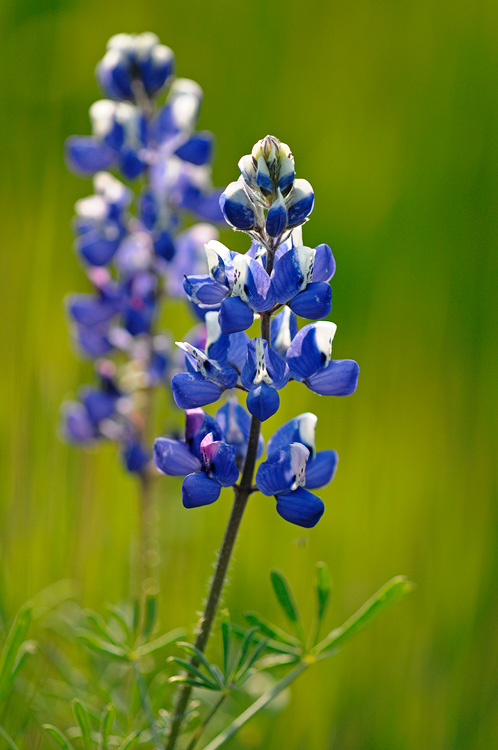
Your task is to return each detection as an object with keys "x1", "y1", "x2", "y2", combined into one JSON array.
[
  {"x1": 62, "y1": 34, "x2": 222, "y2": 474},
  {"x1": 153, "y1": 137, "x2": 359, "y2": 527},
  {"x1": 220, "y1": 135, "x2": 314, "y2": 244}
]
